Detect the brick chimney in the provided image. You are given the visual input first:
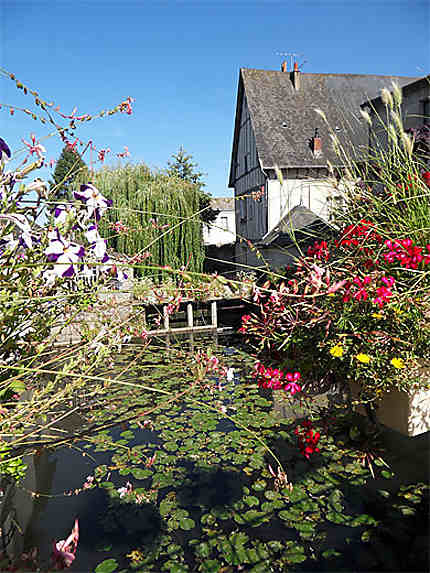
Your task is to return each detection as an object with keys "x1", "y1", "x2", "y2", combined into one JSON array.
[
  {"x1": 281, "y1": 61, "x2": 287, "y2": 73},
  {"x1": 290, "y1": 61, "x2": 300, "y2": 90},
  {"x1": 312, "y1": 128, "x2": 322, "y2": 157}
]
